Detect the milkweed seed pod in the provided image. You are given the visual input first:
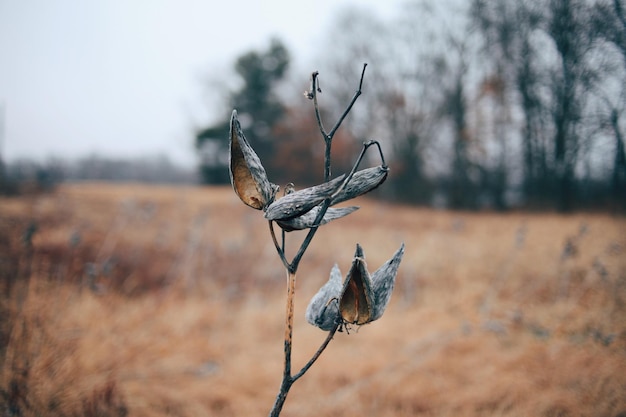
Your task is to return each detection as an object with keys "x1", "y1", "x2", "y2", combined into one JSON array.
[
  {"x1": 306, "y1": 242, "x2": 405, "y2": 331},
  {"x1": 265, "y1": 165, "x2": 388, "y2": 229},
  {"x1": 276, "y1": 206, "x2": 359, "y2": 232},
  {"x1": 305, "y1": 264, "x2": 343, "y2": 331},
  {"x1": 339, "y1": 244, "x2": 373, "y2": 325},
  {"x1": 330, "y1": 166, "x2": 389, "y2": 206},
  {"x1": 229, "y1": 110, "x2": 279, "y2": 210},
  {"x1": 339, "y1": 242, "x2": 405, "y2": 326},
  {"x1": 264, "y1": 175, "x2": 346, "y2": 221}
]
